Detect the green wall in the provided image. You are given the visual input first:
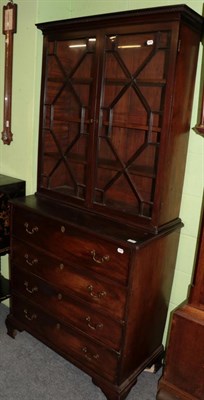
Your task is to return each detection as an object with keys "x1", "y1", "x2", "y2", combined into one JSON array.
[{"x1": 0, "y1": 0, "x2": 203, "y2": 343}]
